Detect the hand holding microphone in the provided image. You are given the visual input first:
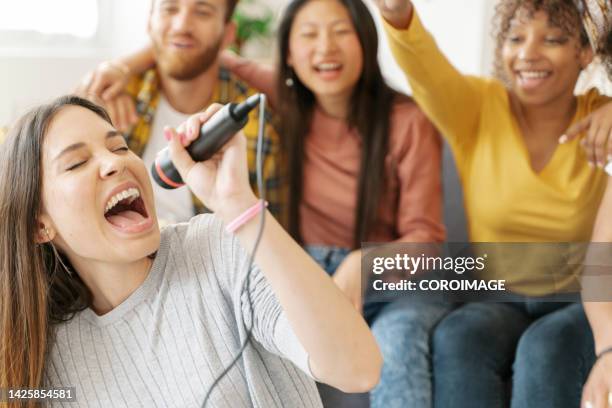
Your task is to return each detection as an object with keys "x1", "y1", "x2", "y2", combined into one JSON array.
[
  {"x1": 162, "y1": 98, "x2": 260, "y2": 220},
  {"x1": 153, "y1": 94, "x2": 261, "y2": 189}
]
